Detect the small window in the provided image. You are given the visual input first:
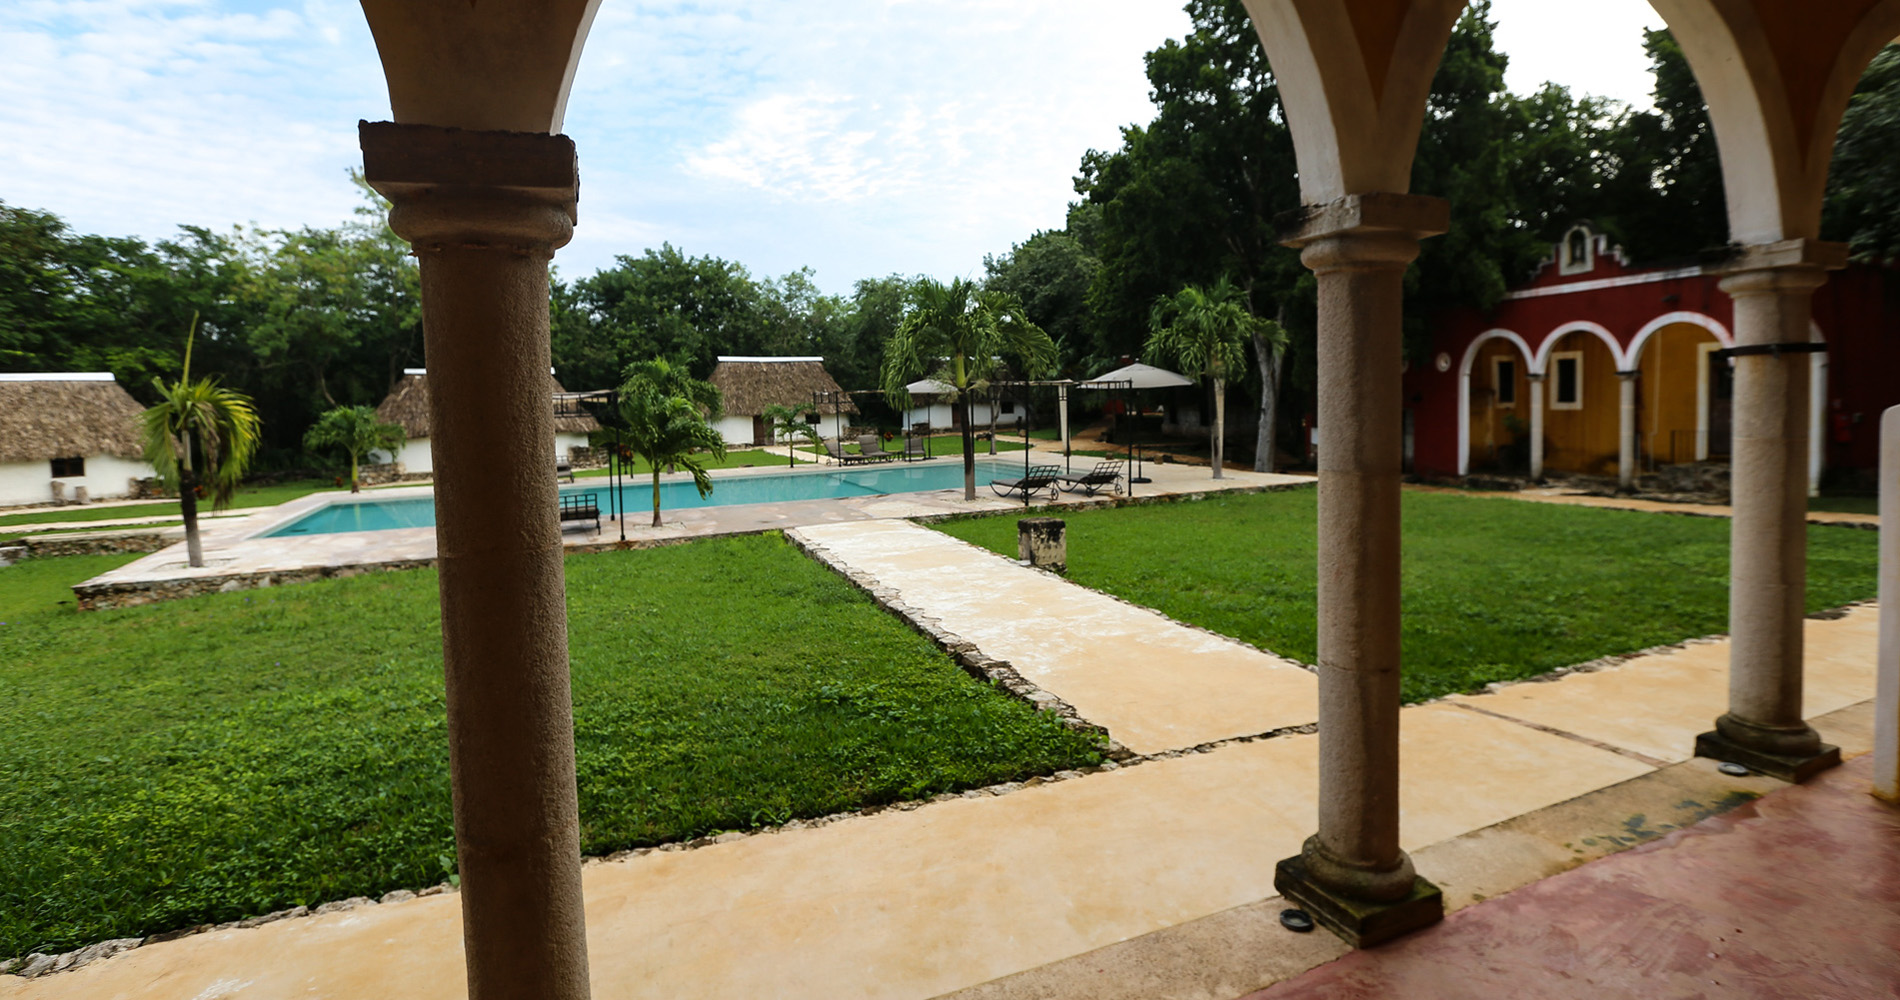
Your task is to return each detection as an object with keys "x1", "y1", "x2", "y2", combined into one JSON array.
[
  {"x1": 1492, "y1": 358, "x2": 1517, "y2": 407},
  {"x1": 1551, "y1": 352, "x2": 1583, "y2": 410},
  {"x1": 1568, "y1": 230, "x2": 1587, "y2": 265},
  {"x1": 999, "y1": 399, "x2": 1016, "y2": 415},
  {"x1": 50, "y1": 456, "x2": 85, "y2": 477}
]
